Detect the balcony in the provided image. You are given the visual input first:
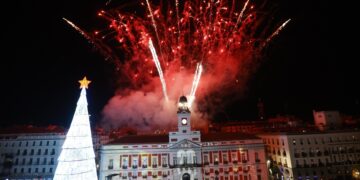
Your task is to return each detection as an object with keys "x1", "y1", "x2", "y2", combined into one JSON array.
[
  {"x1": 214, "y1": 161, "x2": 219, "y2": 165},
  {"x1": 132, "y1": 165, "x2": 137, "y2": 169},
  {"x1": 142, "y1": 175, "x2": 147, "y2": 178},
  {"x1": 122, "y1": 165, "x2": 127, "y2": 169},
  {"x1": 162, "y1": 164, "x2": 168, "y2": 167},
  {"x1": 142, "y1": 165, "x2": 148, "y2": 168},
  {"x1": 203, "y1": 162, "x2": 209, "y2": 166},
  {"x1": 169, "y1": 163, "x2": 202, "y2": 169},
  {"x1": 223, "y1": 161, "x2": 228, "y2": 164},
  {"x1": 152, "y1": 164, "x2": 158, "y2": 168},
  {"x1": 162, "y1": 174, "x2": 168, "y2": 177},
  {"x1": 131, "y1": 176, "x2": 137, "y2": 179},
  {"x1": 232, "y1": 160, "x2": 238, "y2": 164},
  {"x1": 255, "y1": 159, "x2": 261, "y2": 163},
  {"x1": 152, "y1": 174, "x2": 158, "y2": 178},
  {"x1": 108, "y1": 166, "x2": 113, "y2": 170},
  {"x1": 242, "y1": 160, "x2": 248, "y2": 163}
]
